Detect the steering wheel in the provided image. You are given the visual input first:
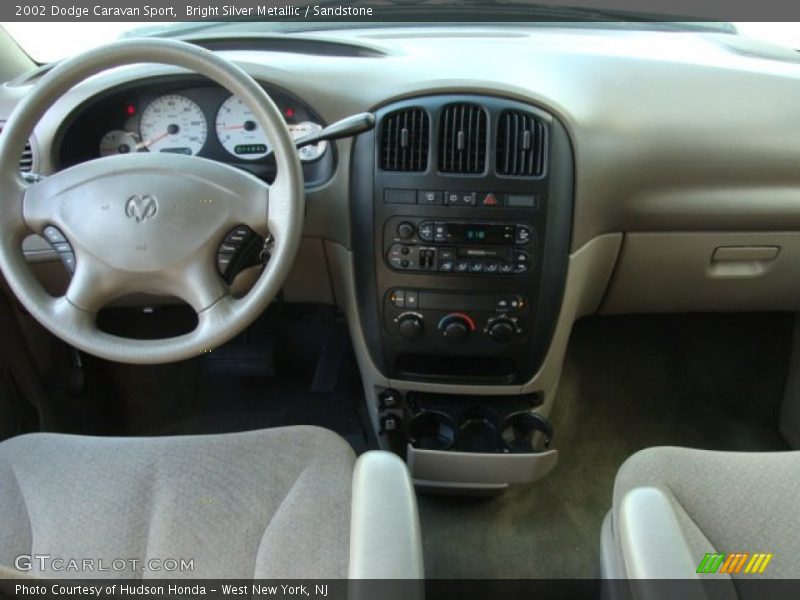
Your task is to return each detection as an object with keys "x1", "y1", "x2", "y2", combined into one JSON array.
[{"x1": 0, "y1": 39, "x2": 304, "y2": 364}]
